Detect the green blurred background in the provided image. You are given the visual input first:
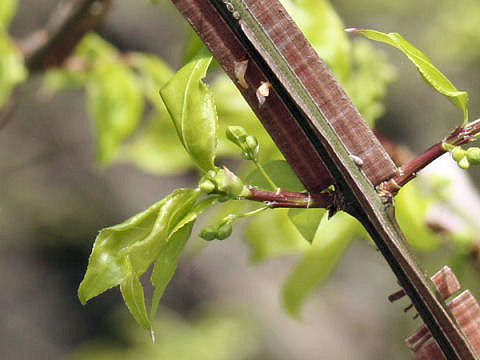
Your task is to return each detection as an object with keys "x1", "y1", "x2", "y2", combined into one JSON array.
[{"x1": 1, "y1": 0, "x2": 480, "y2": 359}]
